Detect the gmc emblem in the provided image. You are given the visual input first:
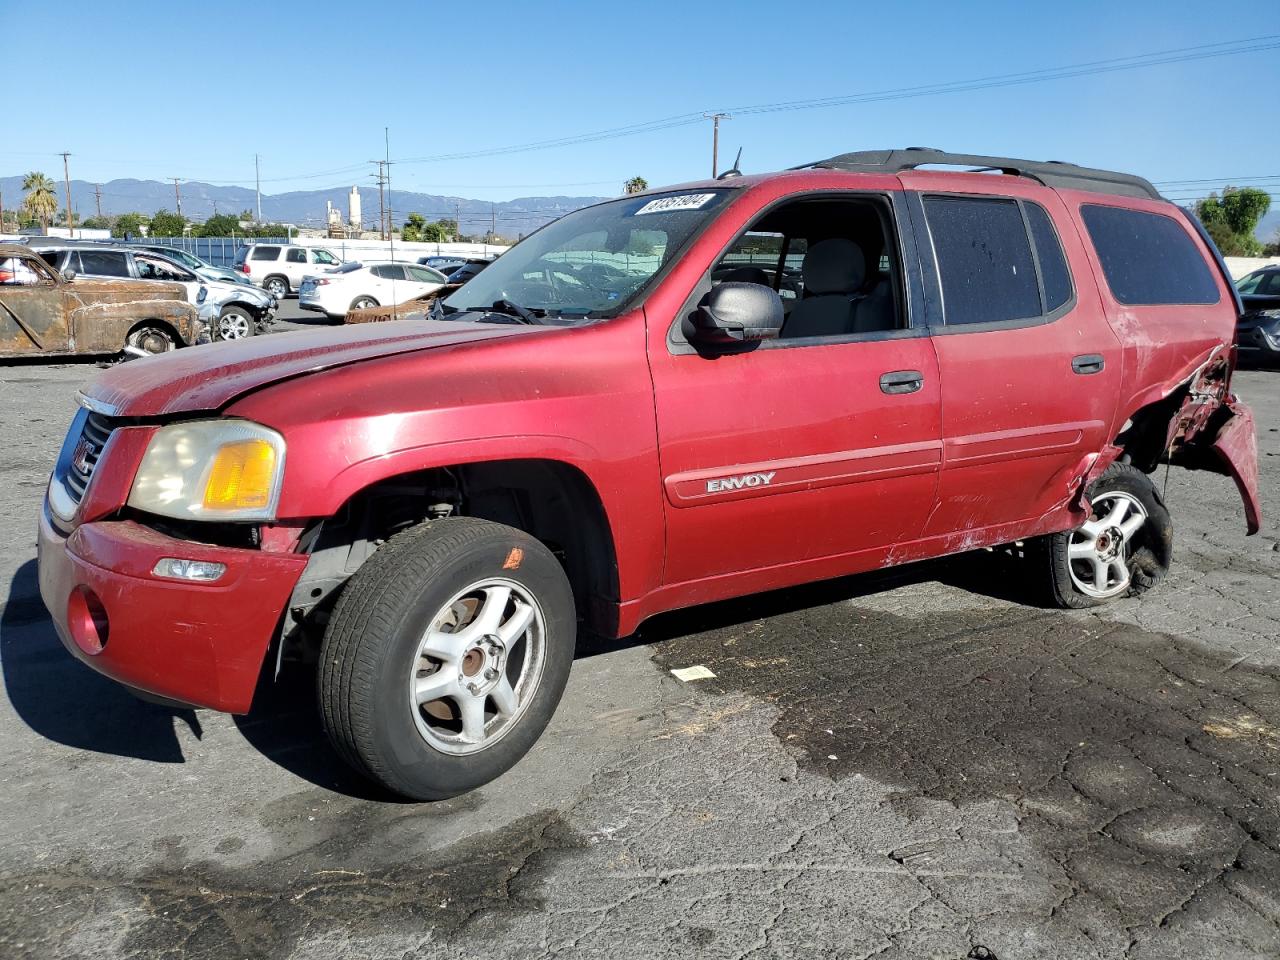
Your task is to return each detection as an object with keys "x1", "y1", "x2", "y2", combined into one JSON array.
[
  {"x1": 706, "y1": 471, "x2": 776, "y2": 493},
  {"x1": 71, "y1": 437, "x2": 97, "y2": 475}
]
